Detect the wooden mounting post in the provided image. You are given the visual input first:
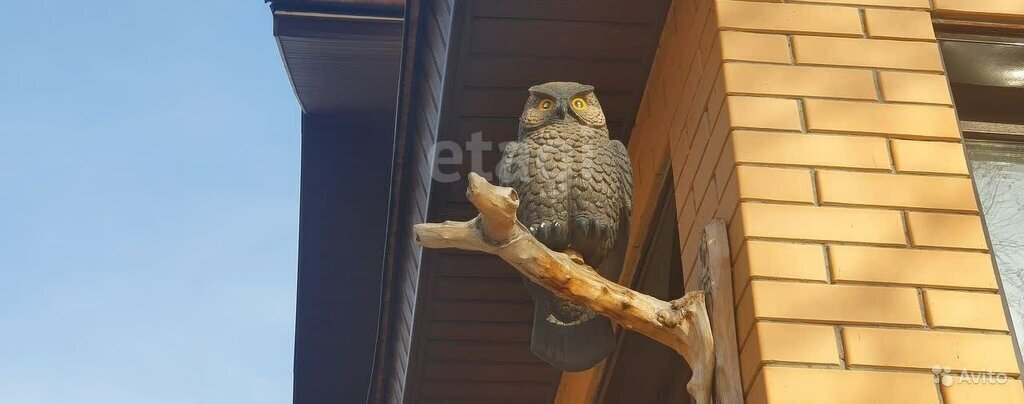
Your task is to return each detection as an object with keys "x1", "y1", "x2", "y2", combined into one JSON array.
[{"x1": 414, "y1": 173, "x2": 717, "y2": 403}]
